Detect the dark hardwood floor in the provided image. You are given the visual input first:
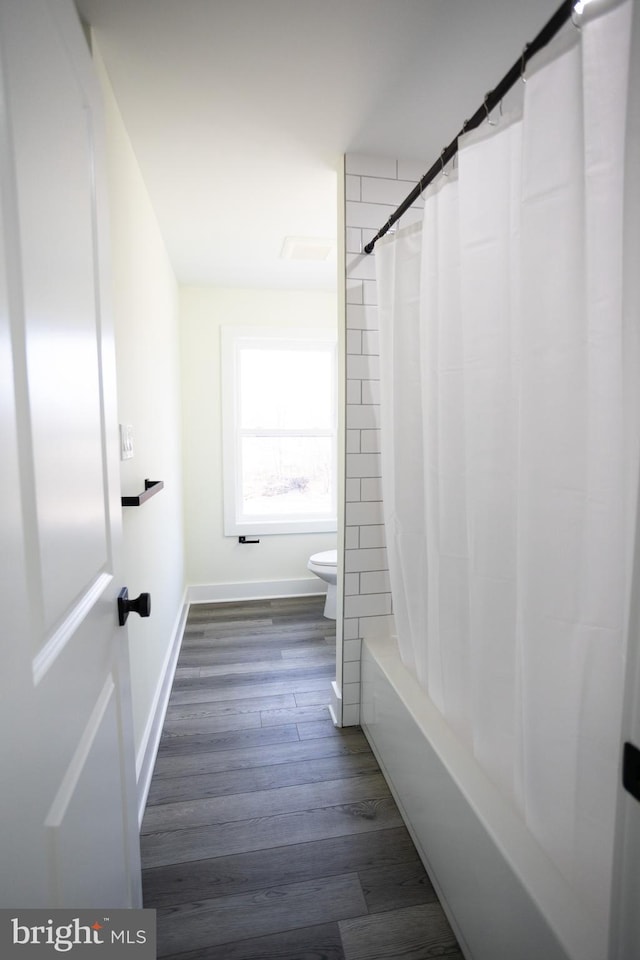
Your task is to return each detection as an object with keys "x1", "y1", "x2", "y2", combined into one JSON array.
[{"x1": 141, "y1": 595, "x2": 463, "y2": 960}]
